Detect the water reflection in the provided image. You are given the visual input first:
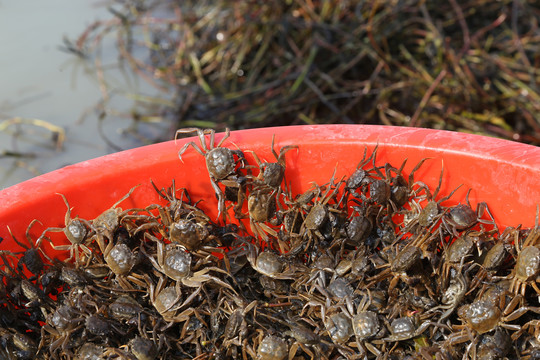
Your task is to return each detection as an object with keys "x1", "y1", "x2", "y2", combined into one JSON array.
[{"x1": 0, "y1": 0, "x2": 172, "y2": 188}]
